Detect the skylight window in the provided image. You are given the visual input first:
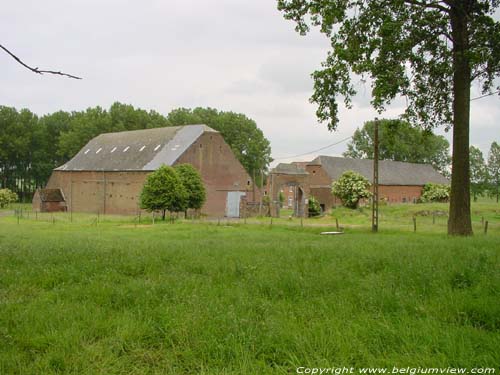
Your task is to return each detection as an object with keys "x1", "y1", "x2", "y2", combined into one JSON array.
[
  {"x1": 154, "y1": 144, "x2": 161, "y2": 151},
  {"x1": 110, "y1": 147, "x2": 117, "y2": 153},
  {"x1": 139, "y1": 145, "x2": 146, "y2": 152},
  {"x1": 96, "y1": 148, "x2": 102, "y2": 154},
  {"x1": 84, "y1": 149, "x2": 90, "y2": 155},
  {"x1": 123, "y1": 146, "x2": 130, "y2": 152}
]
